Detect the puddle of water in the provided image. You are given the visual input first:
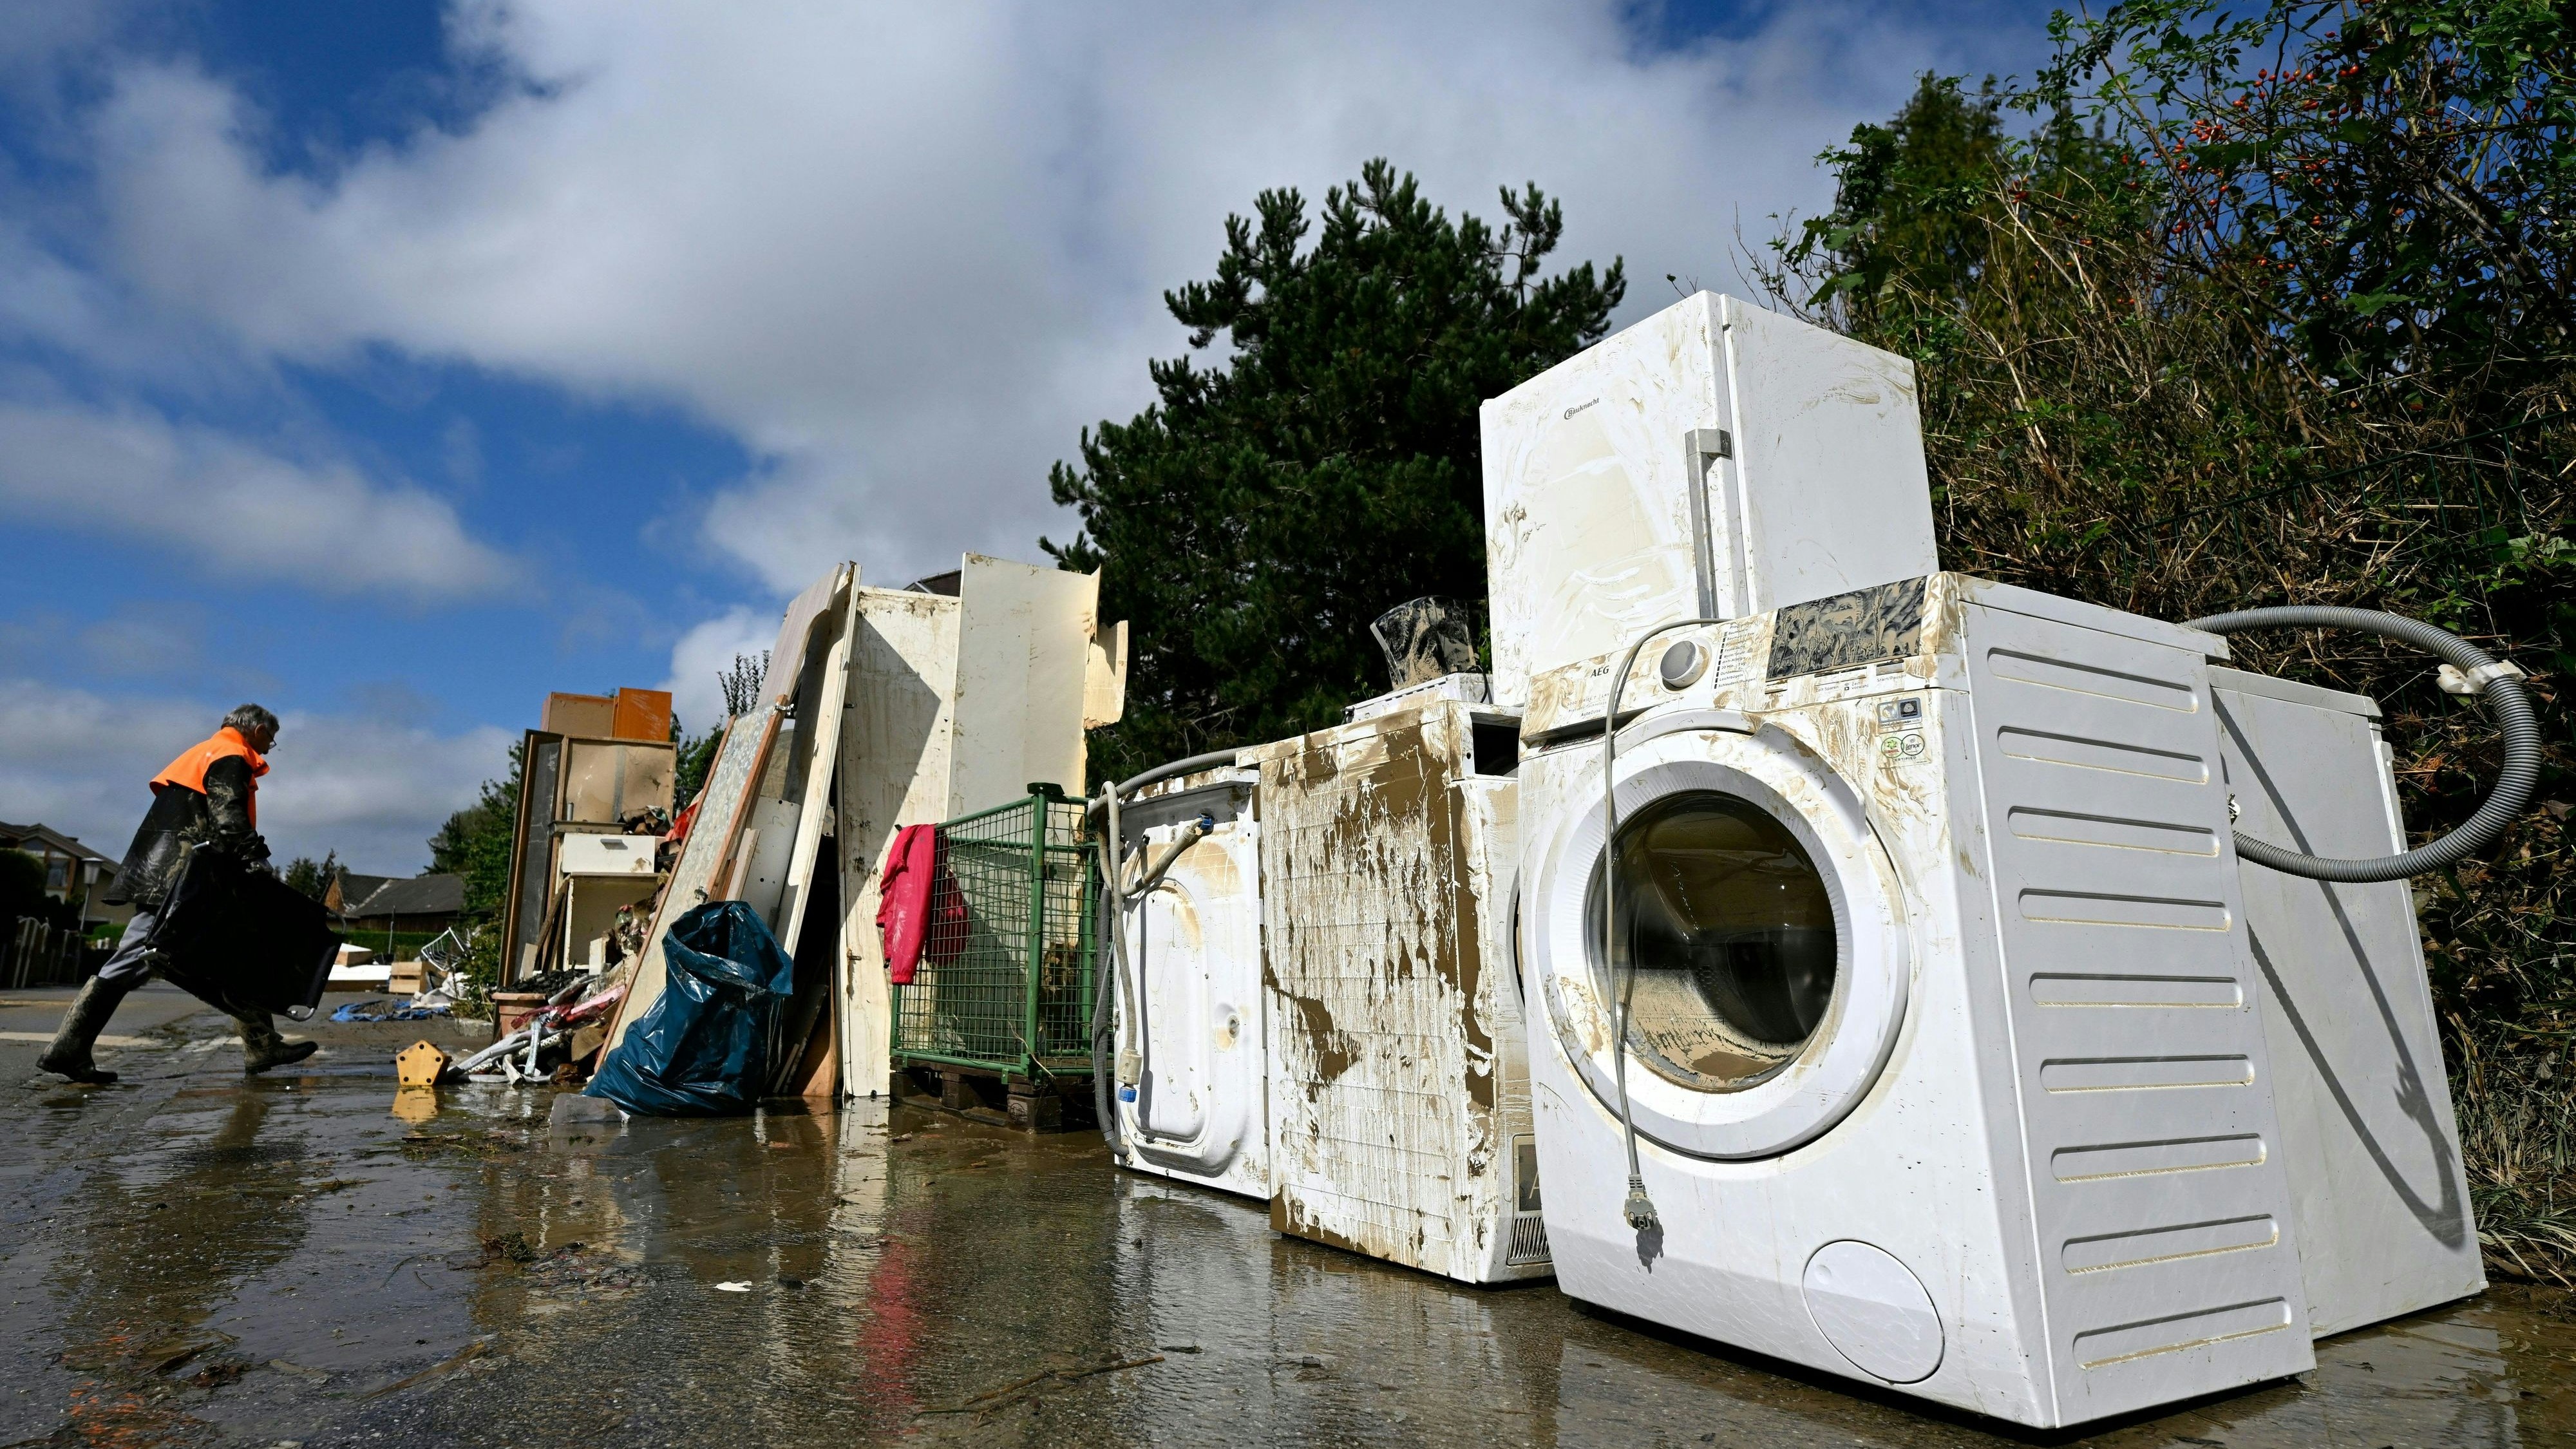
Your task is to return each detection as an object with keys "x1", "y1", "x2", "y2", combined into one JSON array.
[{"x1": 6, "y1": 1056, "x2": 2574, "y2": 1448}]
